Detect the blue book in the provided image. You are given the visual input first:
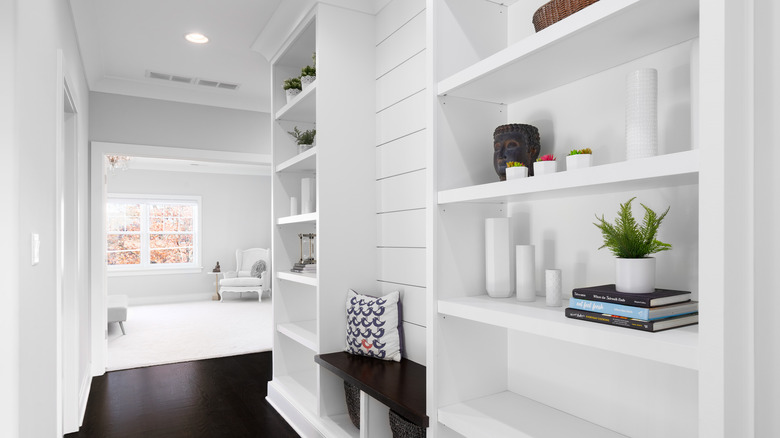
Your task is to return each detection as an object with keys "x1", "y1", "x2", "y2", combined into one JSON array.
[{"x1": 568, "y1": 298, "x2": 698, "y2": 321}]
